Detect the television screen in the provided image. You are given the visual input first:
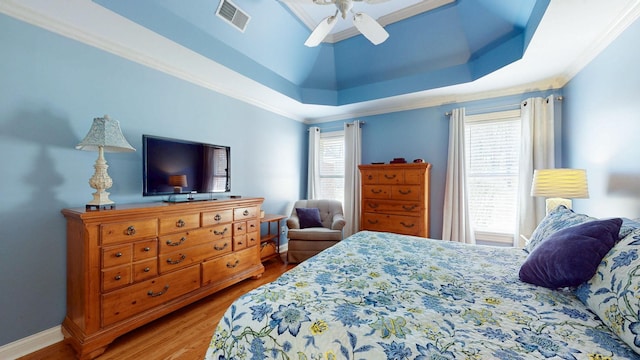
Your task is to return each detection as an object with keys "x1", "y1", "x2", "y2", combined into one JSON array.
[{"x1": 142, "y1": 135, "x2": 230, "y2": 196}]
